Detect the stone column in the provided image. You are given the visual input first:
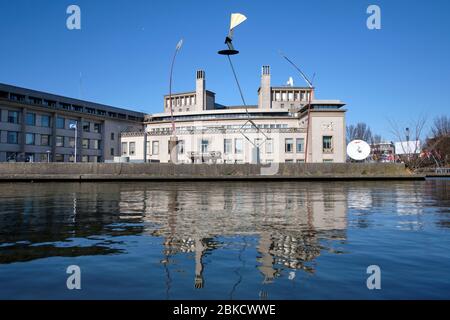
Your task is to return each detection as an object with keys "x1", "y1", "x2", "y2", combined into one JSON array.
[{"x1": 169, "y1": 136, "x2": 178, "y2": 164}]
